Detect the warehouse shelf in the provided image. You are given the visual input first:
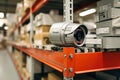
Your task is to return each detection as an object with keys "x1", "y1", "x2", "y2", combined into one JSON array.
[
  {"x1": 9, "y1": 43, "x2": 120, "y2": 78},
  {"x1": 8, "y1": 50, "x2": 24, "y2": 80},
  {"x1": 7, "y1": 0, "x2": 120, "y2": 79},
  {"x1": 9, "y1": 0, "x2": 48, "y2": 36}
]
